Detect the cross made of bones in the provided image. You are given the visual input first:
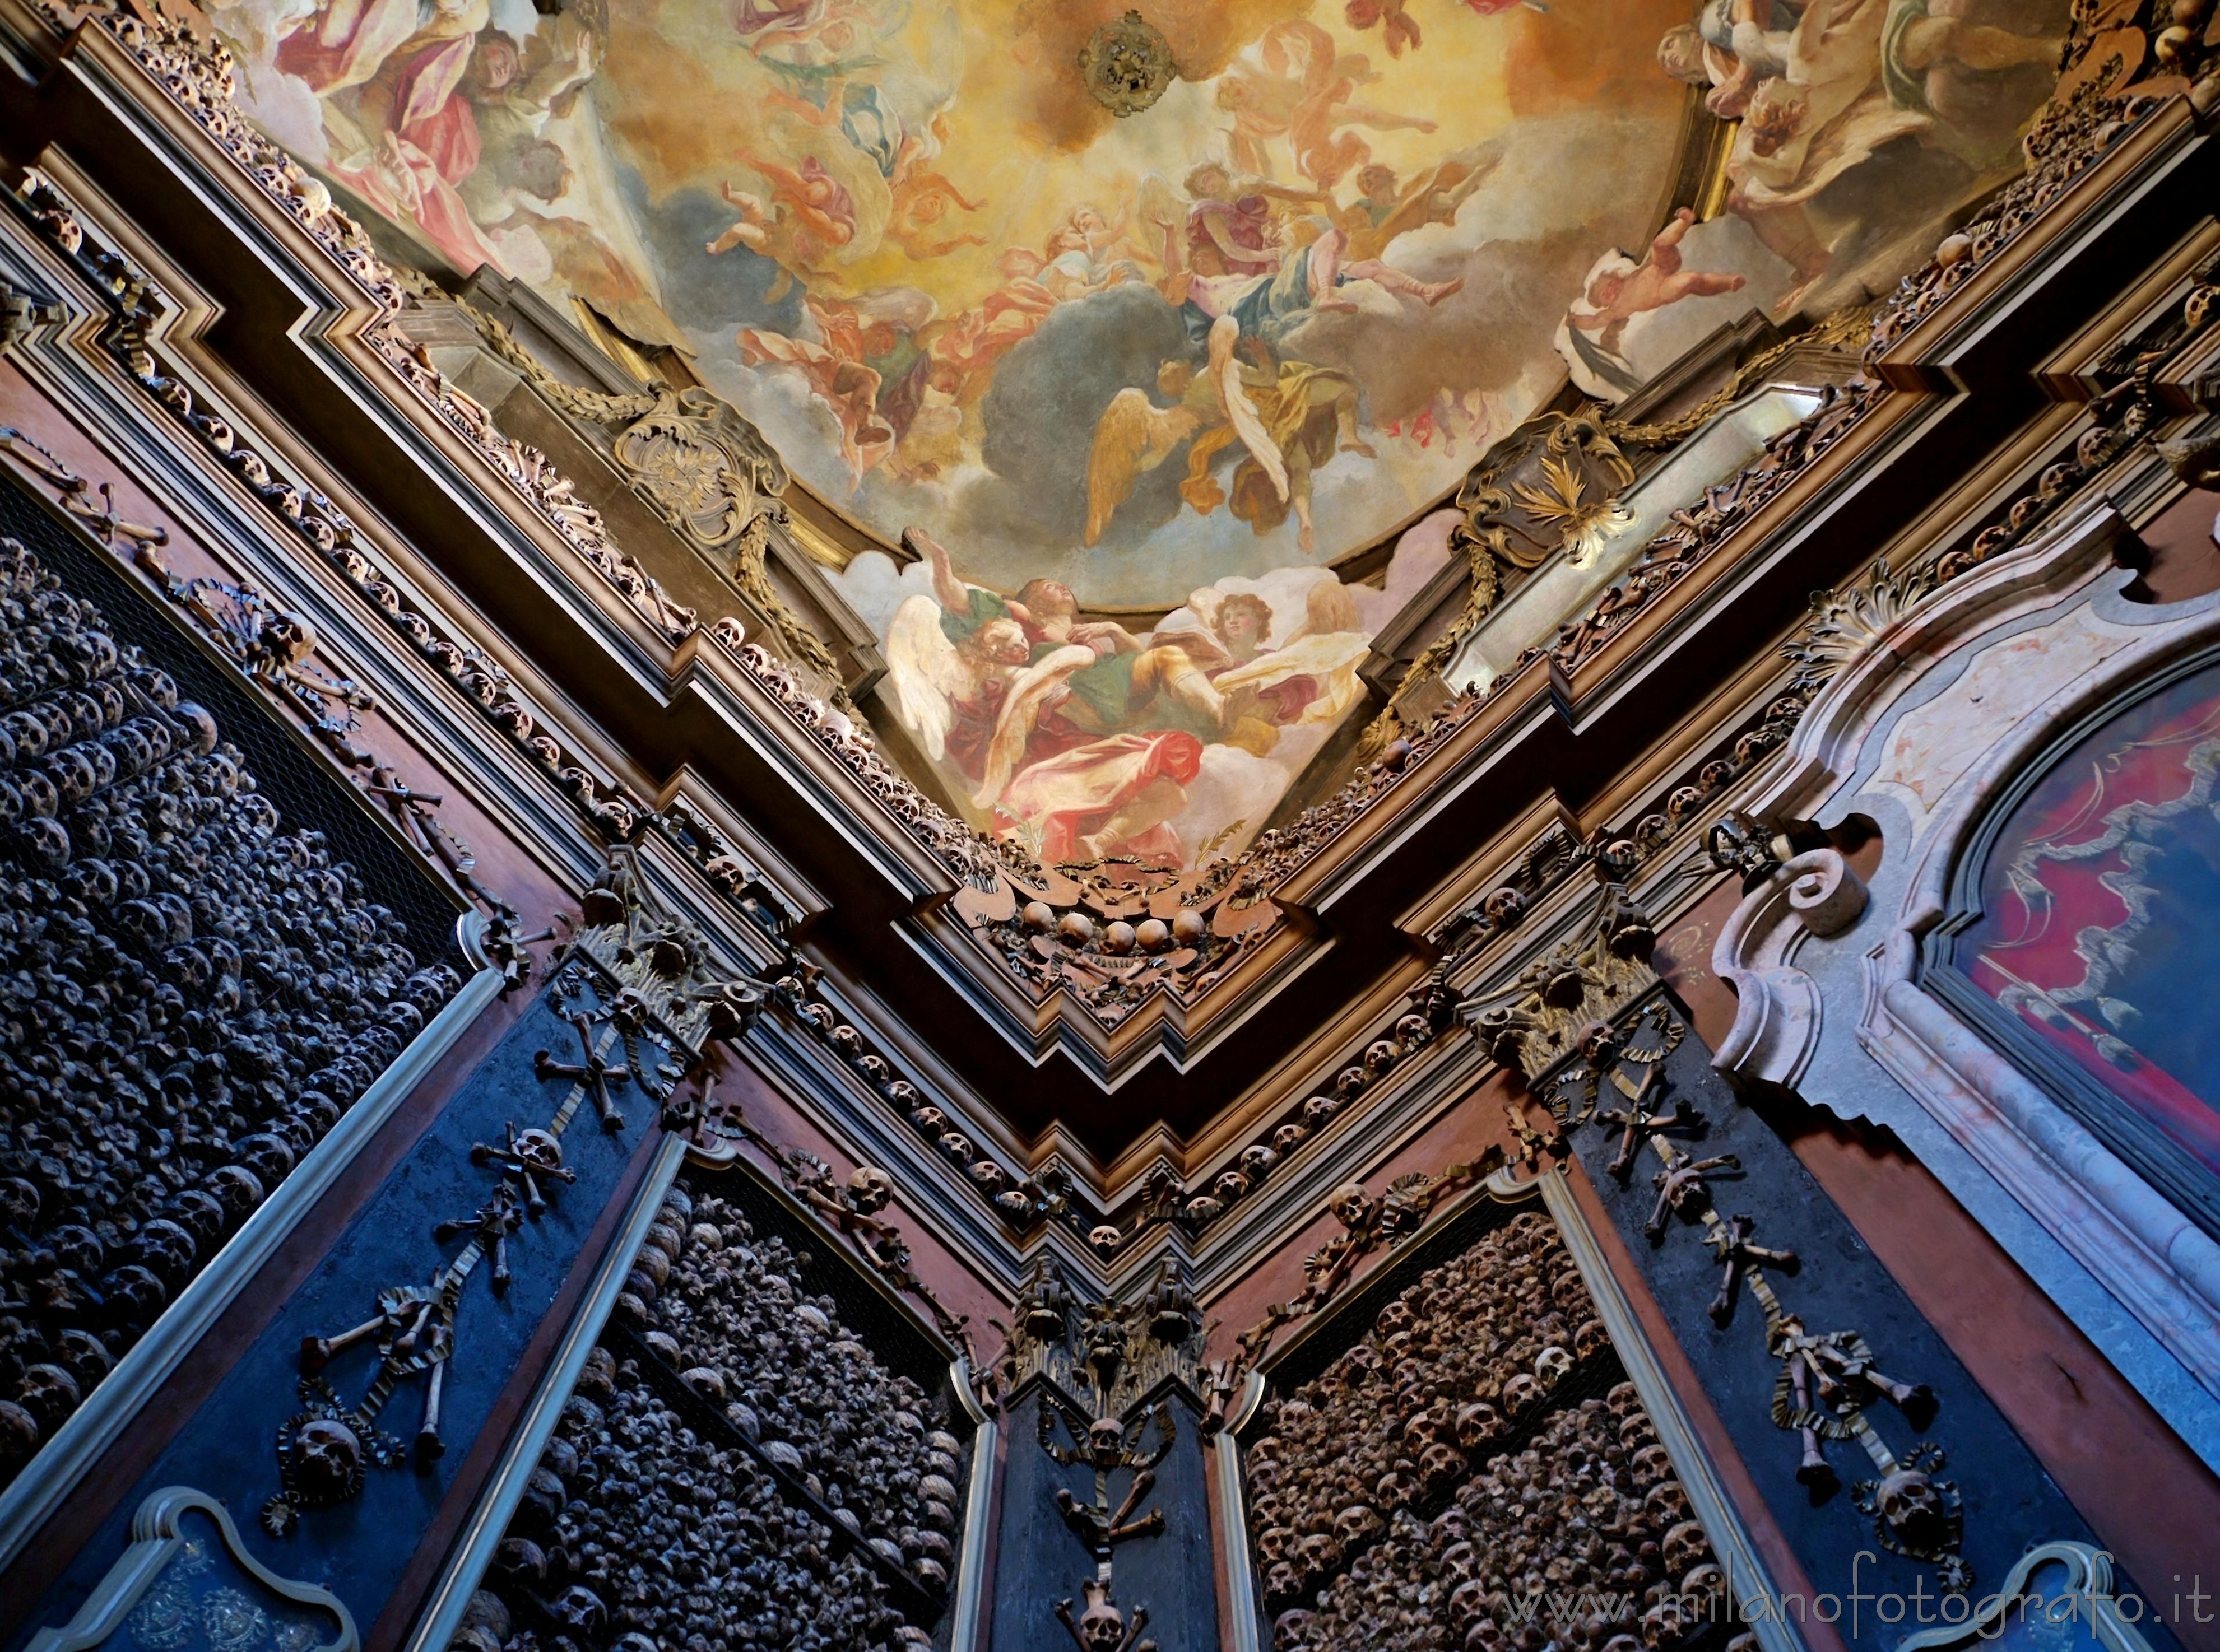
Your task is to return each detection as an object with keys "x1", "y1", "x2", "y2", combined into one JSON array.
[
  {"x1": 298, "y1": 1271, "x2": 459, "y2": 1465},
  {"x1": 1040, "y1": 1396, "x2": 1176, "y2": 1560},
  {"x1": 535, "y1": 1009, "x2": 633, "y2": 1130}
]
